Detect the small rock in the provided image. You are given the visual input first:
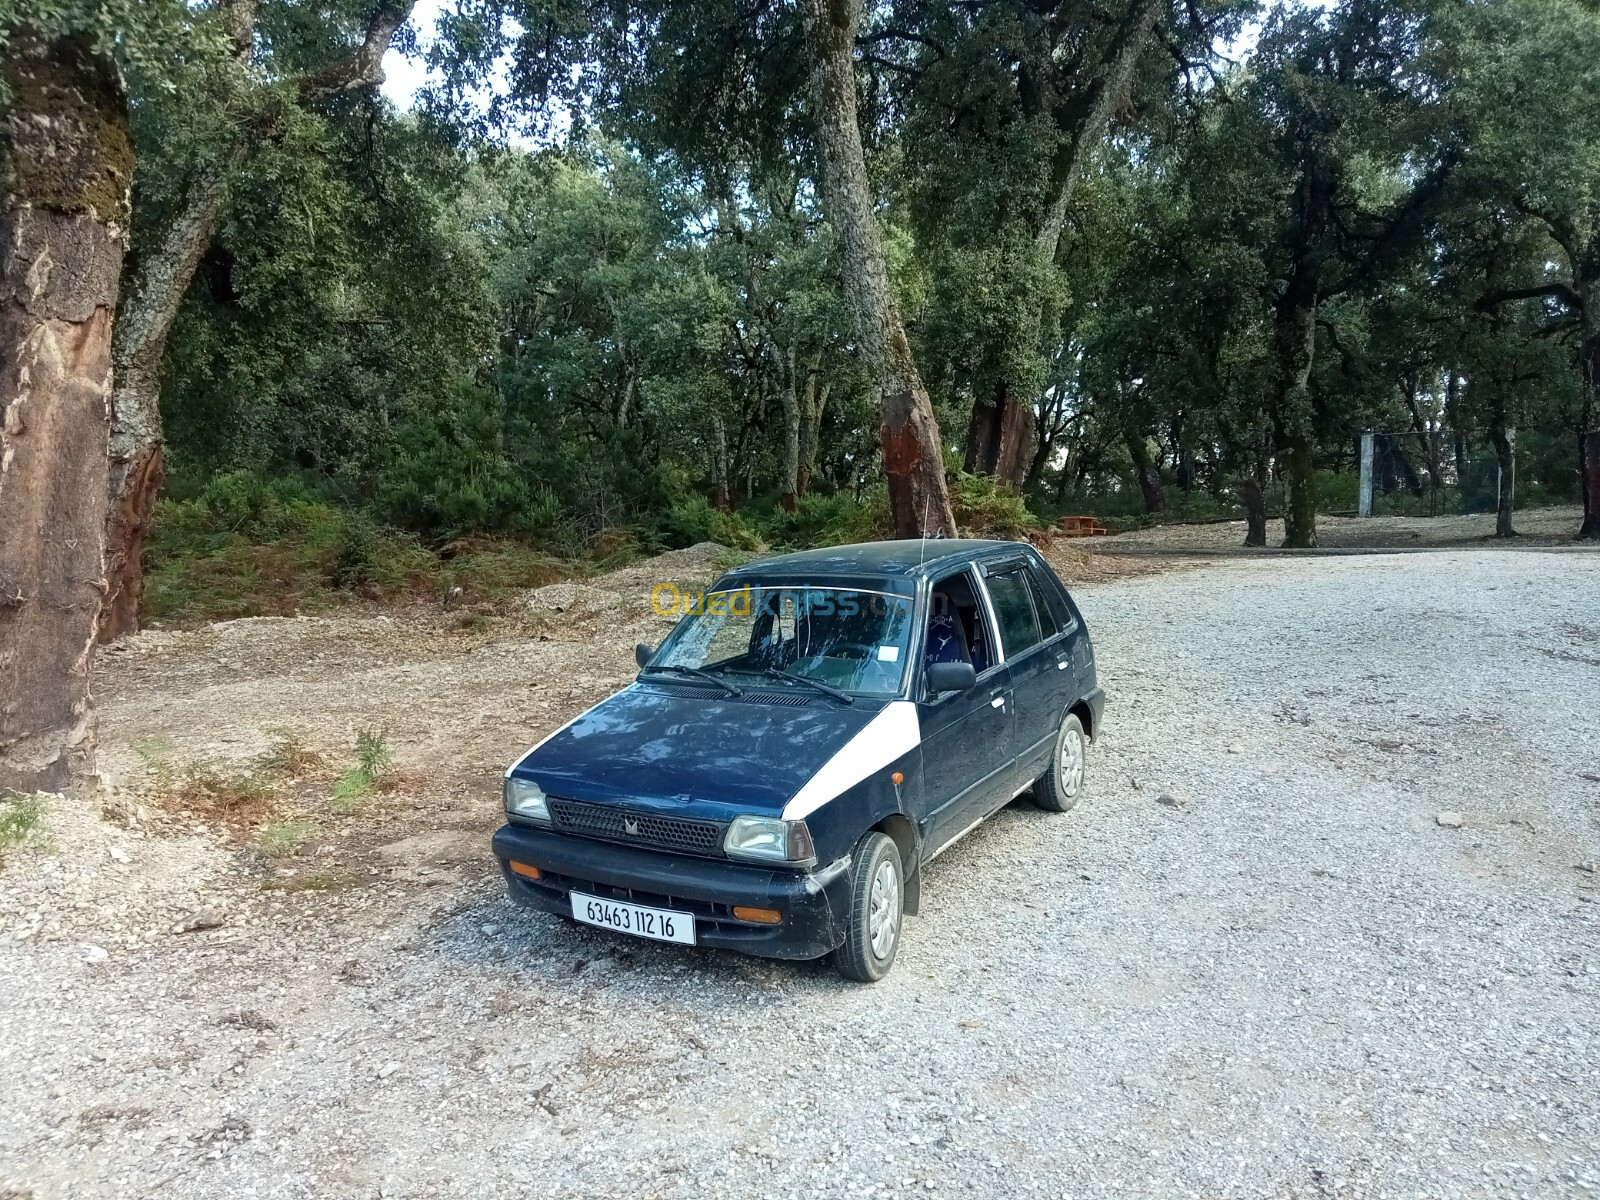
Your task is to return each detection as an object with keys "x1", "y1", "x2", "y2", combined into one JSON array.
[
  {"x1": 171, "y1": 908, "x2": 225, "y2": 935},
  {"x1": 107, "y1": 846, "x2": 129, "y2": 864},
  {"x1": 1576, "y1": 862, "x2": 1596, "y2": 874},
  {"x1": 1129, "y1": 776, "x2": 1142, "y2": 791},
  {"x1": 1436, "y1": 811, "x2": 1465, "y2": 829},
  {"x1": 480, "y1": 923, "x2": 501, "y2": 936},
  {"x1": 81, "y1": 943, "x2": 109, "y2": 963},
  {"x1": 1157, "y1": 791, "x2": 1188, "y2": 809},
  {"x1": 1227, "y1": 743, "x2": 1244, "y2": 754},
  {"x1": 376, "y1": 1062, "x2": 399, "y2": 1080}
]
